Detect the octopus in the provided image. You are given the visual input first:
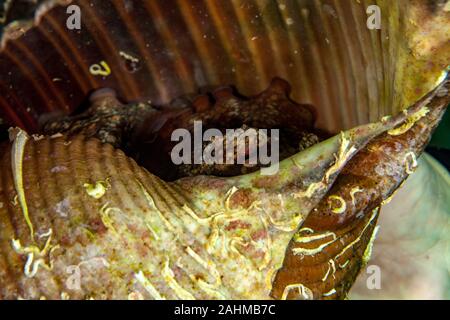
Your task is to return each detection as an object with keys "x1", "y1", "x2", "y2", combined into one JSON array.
[{"x1": 40, "y1": 78, "x2": 327, "y2": 180}]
